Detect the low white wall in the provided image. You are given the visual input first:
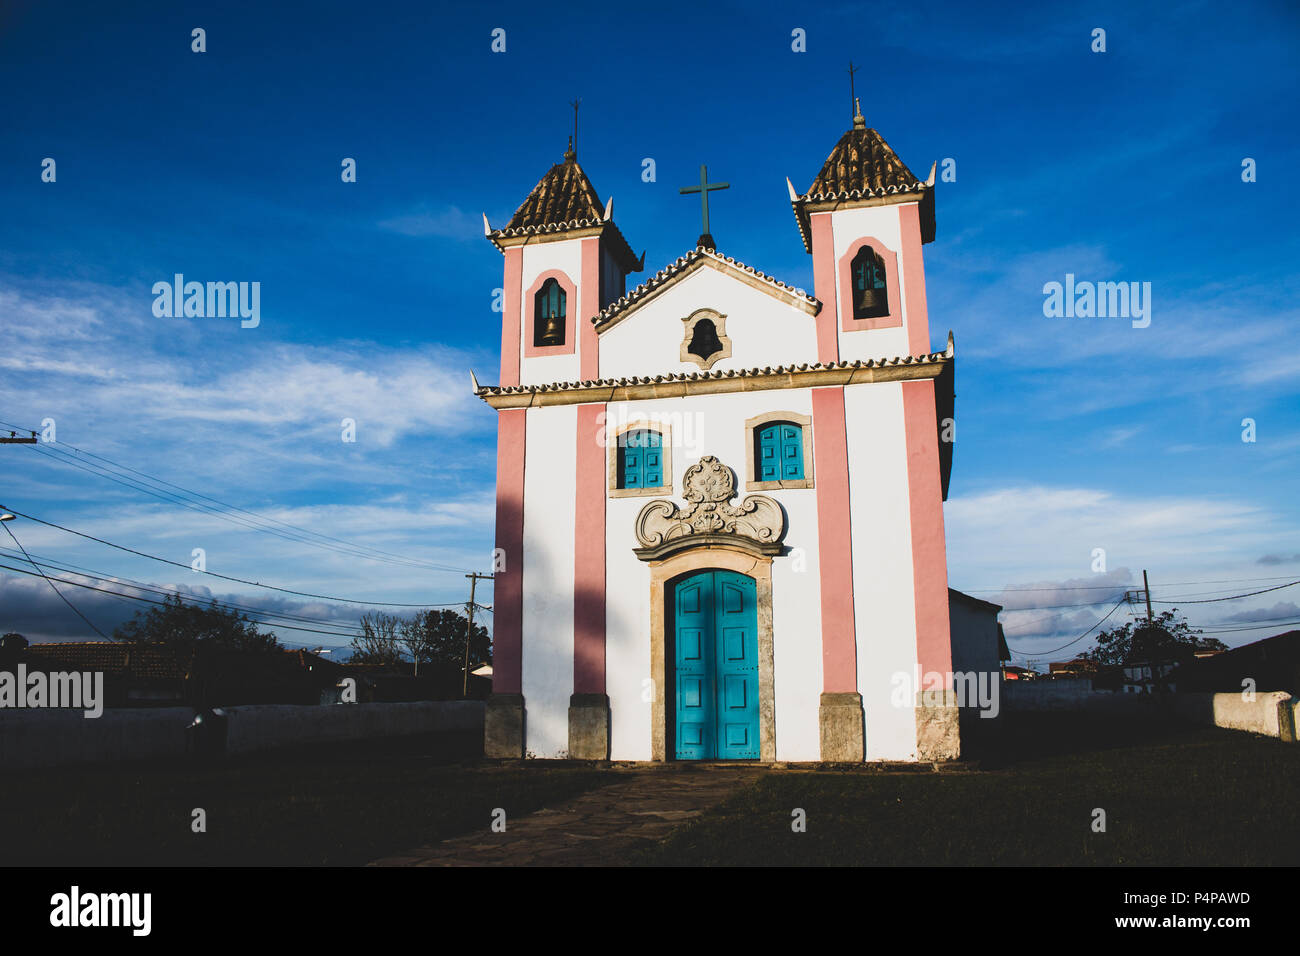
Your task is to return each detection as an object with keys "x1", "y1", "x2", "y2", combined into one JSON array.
[
  {"x1": 1170, "y1": 691, "x2": 1291, "y2": 738},
  {"x1": 1003, "y1": 681, "x2": 1296, "y2": 739},
  {"x1": 0, "y1": 701, "x2": 485, "y2": 769},
  {"x1": 0, "y1": 706, "x2": 193, "y2": 770},
  {"x1": 223, "y1": 701, "x2": 484, "y2": 754}
]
